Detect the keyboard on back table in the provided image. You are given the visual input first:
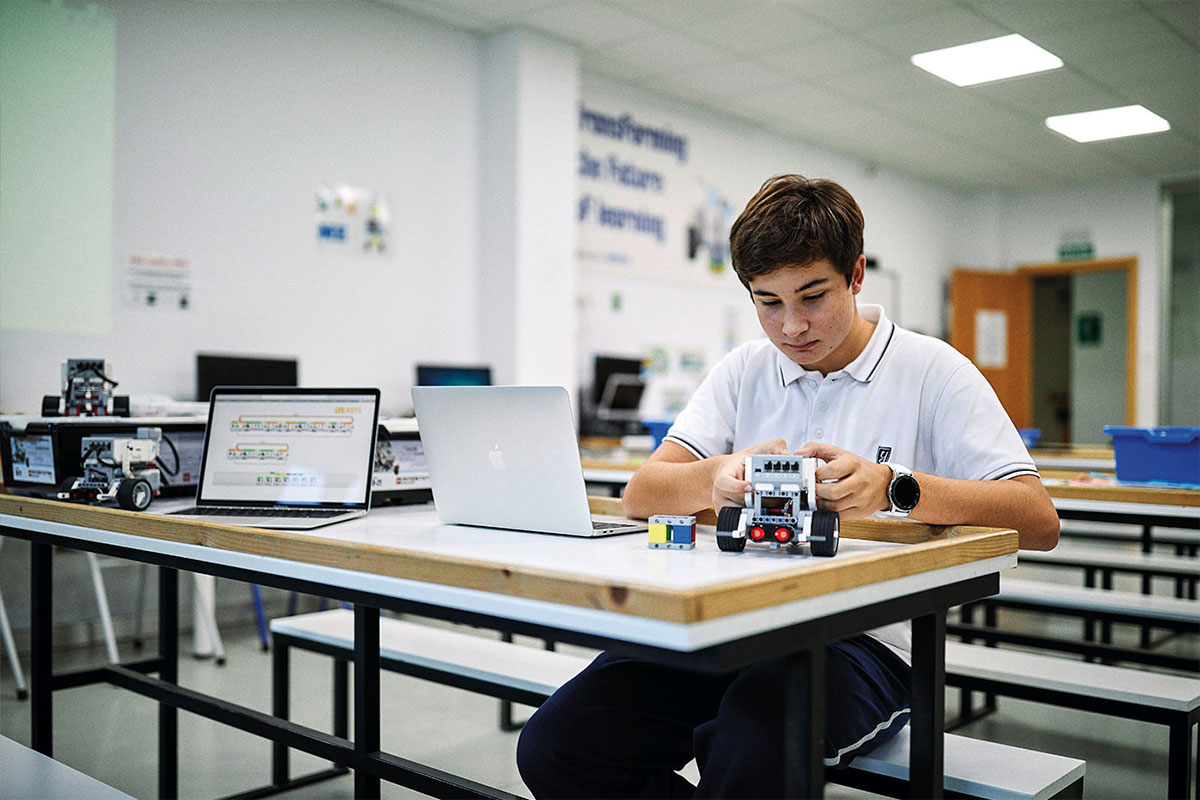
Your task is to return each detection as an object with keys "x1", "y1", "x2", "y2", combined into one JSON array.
[{"x1": 175, "y1": 507, "x2": 347, "y2": 518}]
